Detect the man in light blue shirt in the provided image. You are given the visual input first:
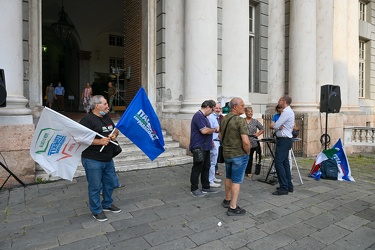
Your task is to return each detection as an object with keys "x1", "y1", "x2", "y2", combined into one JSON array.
[
  {"x1": 54, "y1": 82, "x2": 65, "y2": 112},
  {"x1": 271, "y1": 95, "x2": 295, "y2": 195},
  {"x1": 207, "y1": 102, "x2": 222, "y2": 188}
]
